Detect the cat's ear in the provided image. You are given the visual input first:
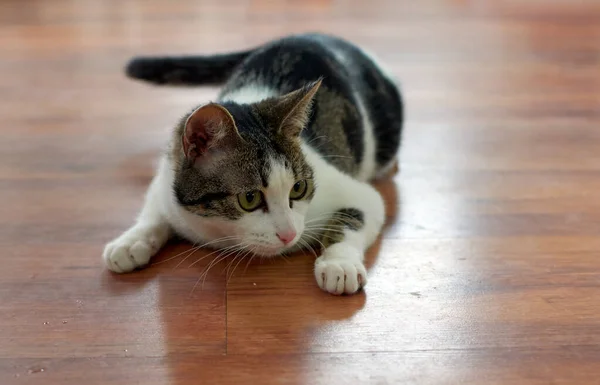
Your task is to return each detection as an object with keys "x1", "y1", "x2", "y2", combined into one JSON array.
[
  {"x1": 182, "y1": 103, "x2": 241, "y2": 161},
  {"x1": 277, "y1": 78, "x2": 322, "y2": 137}
]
